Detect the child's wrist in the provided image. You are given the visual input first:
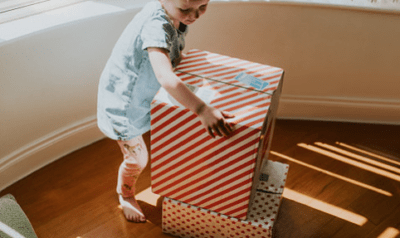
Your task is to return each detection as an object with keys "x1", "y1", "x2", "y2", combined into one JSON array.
[{"x1": 195, "y1": 103, "x2": 207, "y2": 115}]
